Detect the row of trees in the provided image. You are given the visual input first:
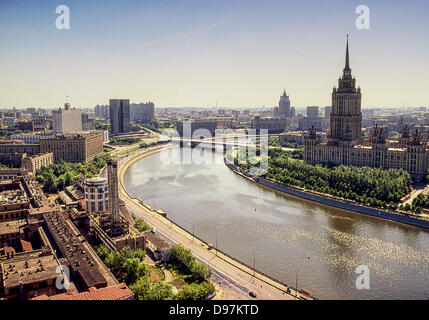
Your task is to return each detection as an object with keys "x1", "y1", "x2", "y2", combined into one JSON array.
[
  {"x1": 36, "y1": 154, "x2": 109, "y2": 193},
  {"x1": 268, "y1": 138, "x2": 302, "y2": 149},
  {"x1": 109, "y1": 137, "x2": 141, "y2": 145},
  {"x1": 131, "y1": 213, "x2": 153, "y2": 232},
  {"x1": 168, "y1": 244, "x2": 213, "y2": 282},
  {"x1": 399, "y1": 193, "x2": 429, "y2": 214},
  {"x1": 265, "y1": 149, "x2": 412, "y2": 209}
]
